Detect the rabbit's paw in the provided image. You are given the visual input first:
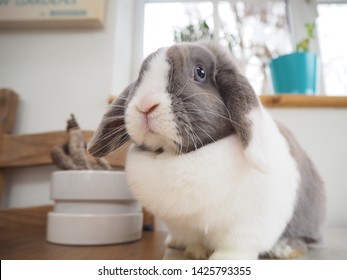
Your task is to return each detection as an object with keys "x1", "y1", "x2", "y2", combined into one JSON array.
[
  {"x1": 209, "y1": 249, "x2": 258, "y2": 260},
  {"x1": 265, "y1": 238, "x2": 307, "y2": 259},
  {"x1": 165, "y1": 234, "x2": 185, "y2": 250},
  {"x1": 184, "y1": 244, "x2": 209, "y2": 260}
]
